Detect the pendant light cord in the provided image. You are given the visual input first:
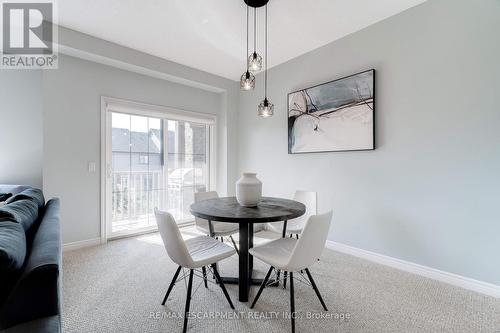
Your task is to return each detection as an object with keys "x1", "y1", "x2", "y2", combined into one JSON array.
[
  {"x1": 264, "y1": 4, "x2": 268, "y2": 99},
  {"x1": 253, "y1": 8, "x2": 257, "y2": 53},
  {"x1": 246, "y1": 5, "x2": 249, "y2": 71}
]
